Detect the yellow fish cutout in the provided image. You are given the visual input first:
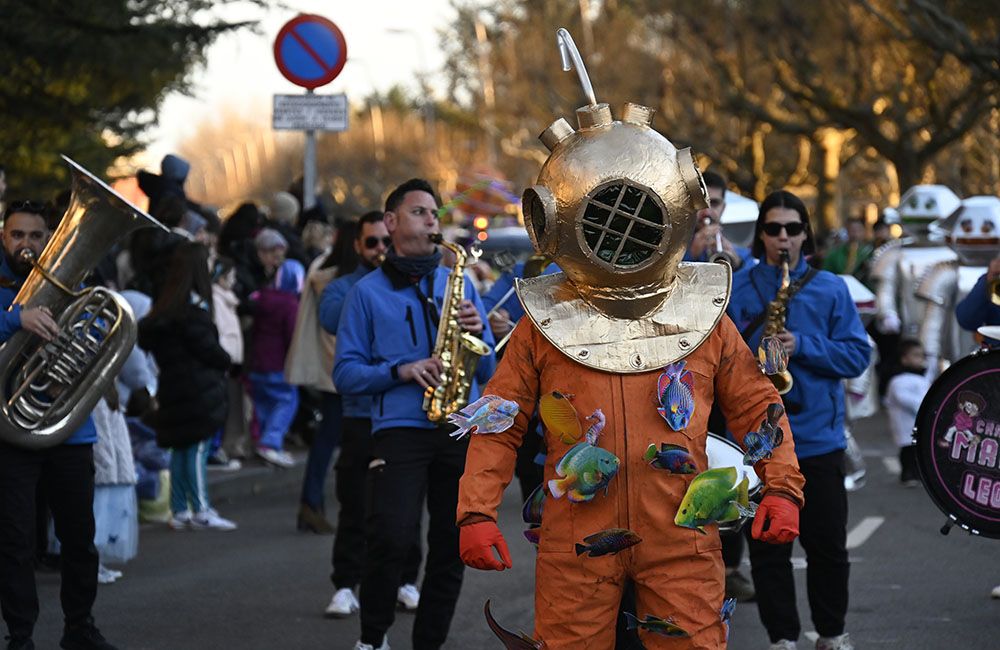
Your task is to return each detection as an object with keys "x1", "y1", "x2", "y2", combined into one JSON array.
[{"x1": 540, "y1": 391, "x2": 582, "y2": 445}]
